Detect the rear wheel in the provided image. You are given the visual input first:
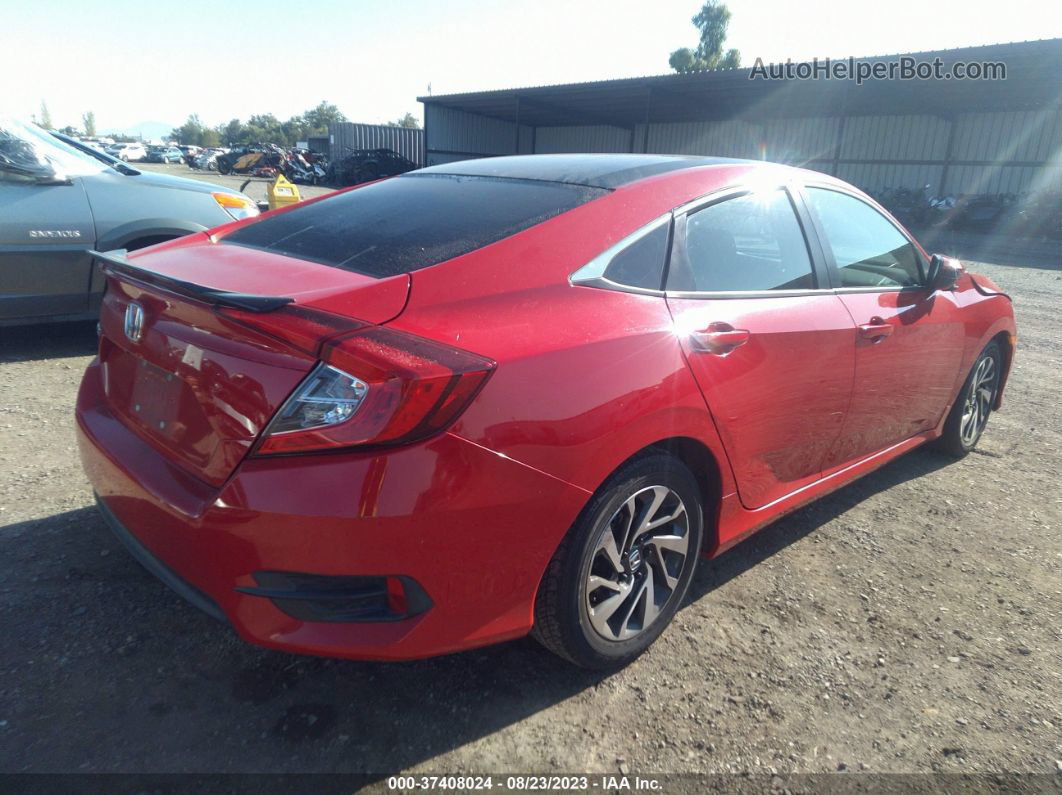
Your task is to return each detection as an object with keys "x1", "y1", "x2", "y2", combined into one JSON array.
[
  {"x1": 935, "y1": 342, "x2": 1002, "y2": 458},
  {"x1": 532, "y1": 454, "x2": 703, "y2": 669}
]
